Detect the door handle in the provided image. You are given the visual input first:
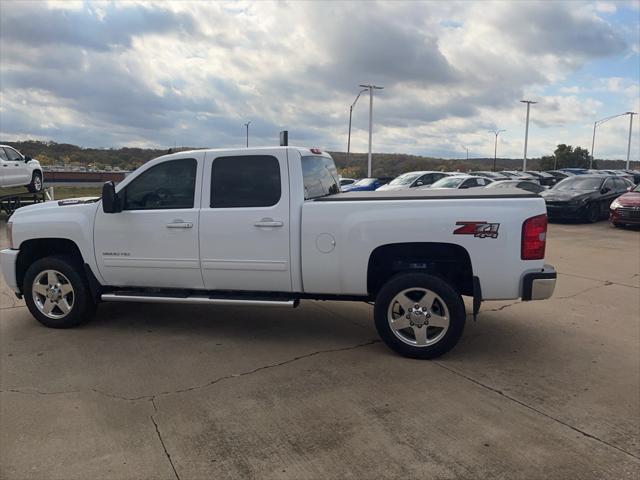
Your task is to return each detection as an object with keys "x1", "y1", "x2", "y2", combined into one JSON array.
[
  {"x1": 166, "y1": 221, "x2": 193, "y2": 229},
  {"x1": 254, "y1": 218, "x2": 283, "y2": 228}
]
